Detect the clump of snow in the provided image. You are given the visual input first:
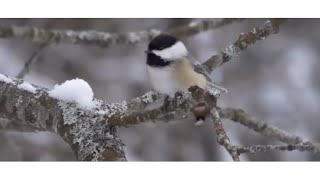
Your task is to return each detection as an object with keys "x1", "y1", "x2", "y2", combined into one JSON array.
[
  {"x1": 0, "y1": 74, "x2": 13, "y2": 84},
  {"x1": 18, "y1": 82, "x2": 37, "y2": 93},
  {"x1": 49, "y1": 78, "x2": 96, "y2": 110}
]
